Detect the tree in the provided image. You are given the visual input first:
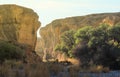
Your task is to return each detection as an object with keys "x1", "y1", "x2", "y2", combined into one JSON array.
[
  {"x1": 75, "y1": 26, "x2": 93, "y2": 44},
  {"x1": 55, "y1": 24, "x2": 120, "y2": 69},
  {"x1": 55, "y1": 30, "x2": 75, "y2": 57},
  {"x1": 73, "y1": 24, "x2": 120, "y2": 69},
  {"x1": 109, "y1": 25, "x2": 120, "y2": 44}
]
